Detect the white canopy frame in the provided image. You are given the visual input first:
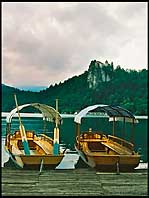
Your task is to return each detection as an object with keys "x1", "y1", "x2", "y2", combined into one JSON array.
[{"x1": 6, "y1": 103, "x2": 62, "y2": 124}]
